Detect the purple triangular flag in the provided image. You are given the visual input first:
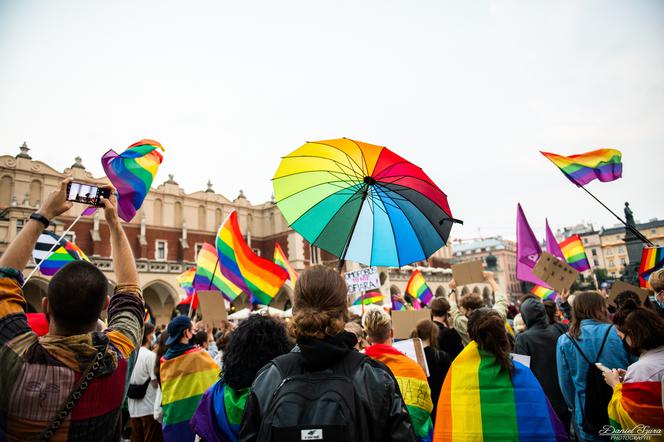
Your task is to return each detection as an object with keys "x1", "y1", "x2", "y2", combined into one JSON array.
[
  {"x1": 516, "y1": 204, "x2": 548, "y2": 286},
  {"x1": 545, "y1": 219, "x2": 565, "y2": 261}
]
